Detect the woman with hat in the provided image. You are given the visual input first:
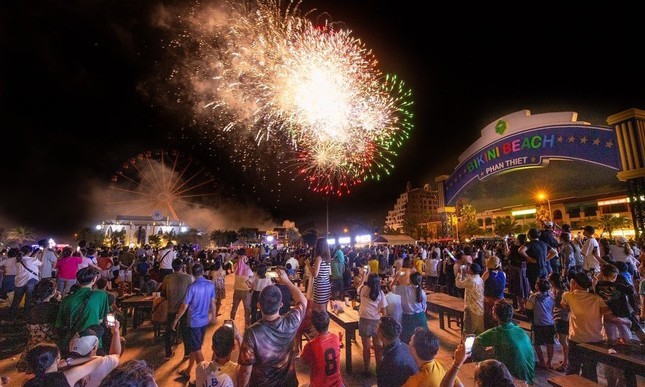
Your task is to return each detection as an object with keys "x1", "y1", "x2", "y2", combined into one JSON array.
[{"x1": 481, "y1": 252, "x2": 506, "y2": 329}]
